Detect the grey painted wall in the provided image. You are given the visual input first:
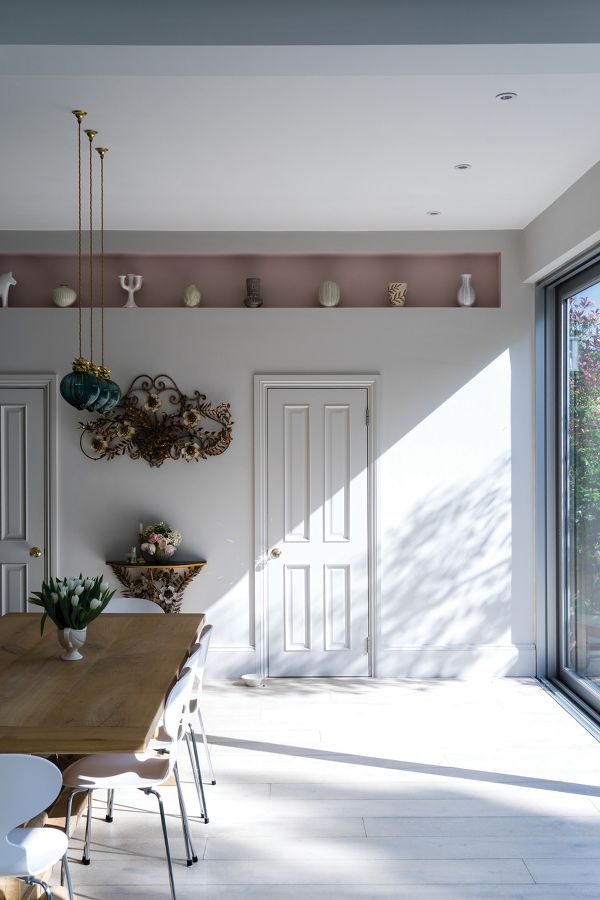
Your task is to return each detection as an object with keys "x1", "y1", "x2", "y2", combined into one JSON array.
[
  {"x1": 0, "y1": 230, "x2": 535, "y2": 677},
  {"x1": 4, "y1": 0, "x2": 600, "y2": 45}
]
